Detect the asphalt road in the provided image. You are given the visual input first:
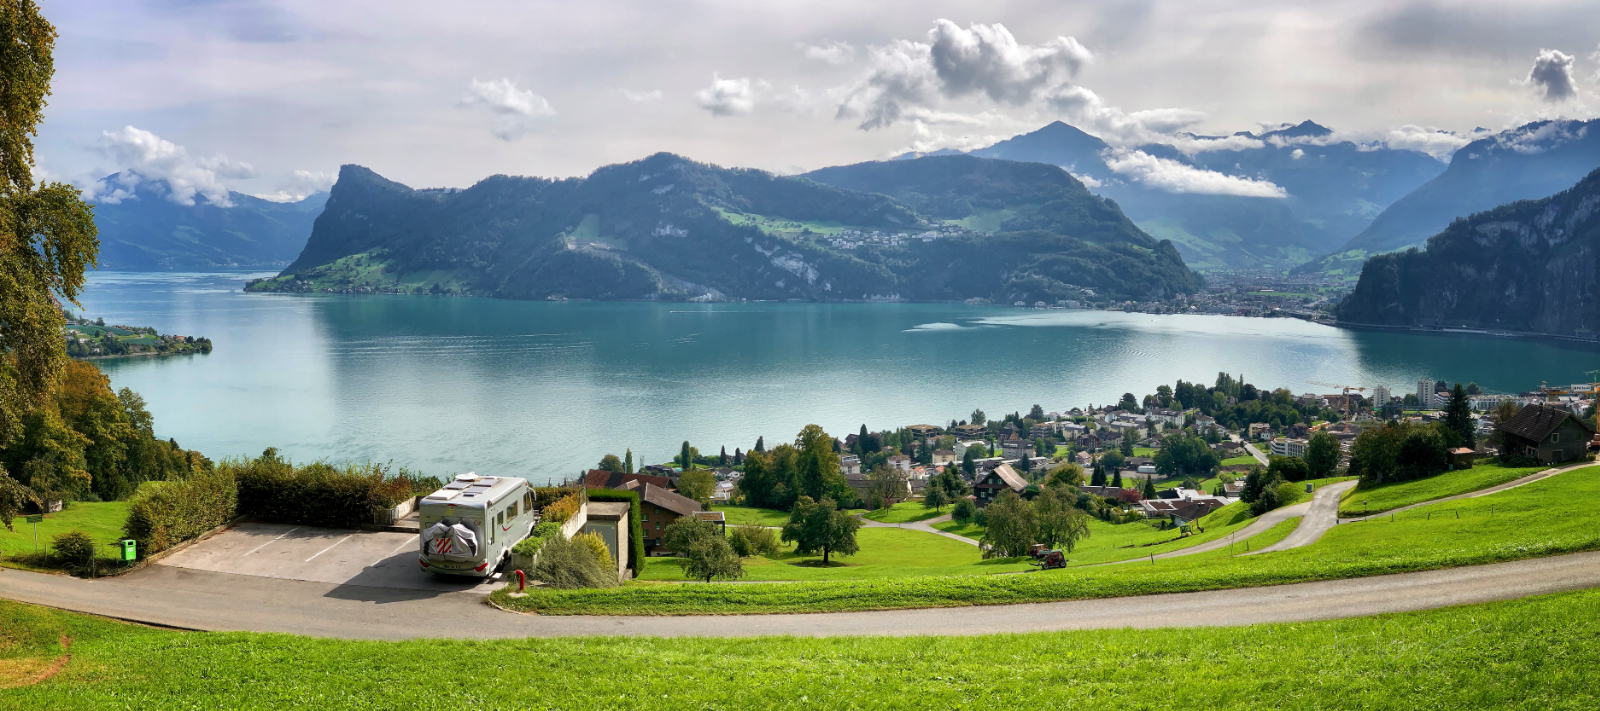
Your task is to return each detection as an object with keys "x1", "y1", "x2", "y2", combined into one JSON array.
[
  {"x1": 1246, "y1": 480, "x2": 1358, "y2": 555},
  {"x1": 2, "y1": 551, "x2": 1596, "y2": 640}
]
